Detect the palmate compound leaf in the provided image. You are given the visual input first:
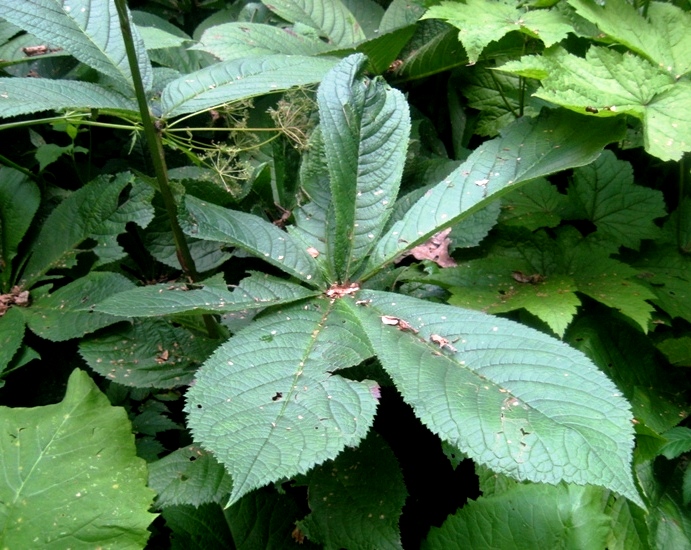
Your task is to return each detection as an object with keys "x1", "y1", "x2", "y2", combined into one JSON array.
[
  {"x1": 185, "y1": 297, "x2": 379, "y2": 504},
  {"x1": 349, "y1": 290, "x2": 643, "y2": 507},
  {"x1": 0, "y1": 369, "x2": 156, "y2": 548},
  {"x1": 0, "y1": 0, "x2": 152, "y2": 92},
  {"x1": 365, "y1": 109, "x2": 624, "y2": 277},
  {"x1": 94, "y1": 272, "x2": 318, "y2": 317},
  {"x1": 318, "y1": 53, "x2": 410, "y2": 281}
]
